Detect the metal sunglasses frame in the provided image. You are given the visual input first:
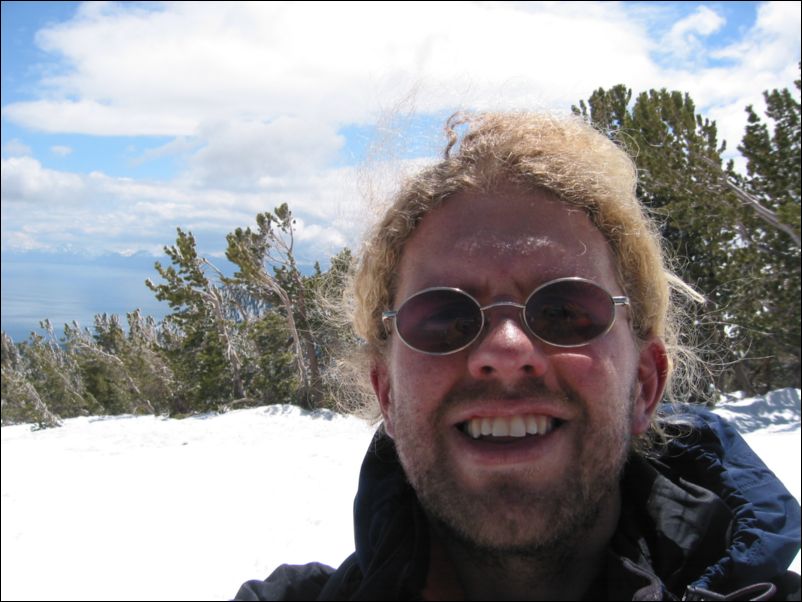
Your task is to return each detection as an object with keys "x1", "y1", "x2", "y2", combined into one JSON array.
[{"x1": 381, "y1": 276, "x2": 630, "y2": 355}]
